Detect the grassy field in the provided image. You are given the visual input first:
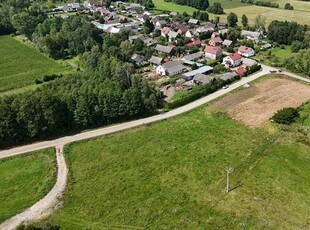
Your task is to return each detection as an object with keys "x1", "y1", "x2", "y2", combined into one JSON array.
[
  {"x1": 0, "y1": 36, "x2": 71, "y2": 94},
  {"x1": 41, "y1": 76, "x2": 310, "y2": 229},
  {"x1": 255, "y1": 45, "x2": 293, "y2": 66},
  {"x1": 0, "y1": 148, "x2": 56, "y2": 222},
  {"x1": 153, "y1": 0, "x2": 310, "y2": 25}
]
